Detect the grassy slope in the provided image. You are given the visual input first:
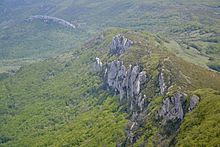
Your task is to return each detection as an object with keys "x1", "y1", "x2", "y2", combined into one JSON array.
[
  {"x1": 0, "y1": 29, "x2": 220, "y2": 146},
  {"x1": 176, "y1": 89, "x2": 220, "y2": 146}
]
